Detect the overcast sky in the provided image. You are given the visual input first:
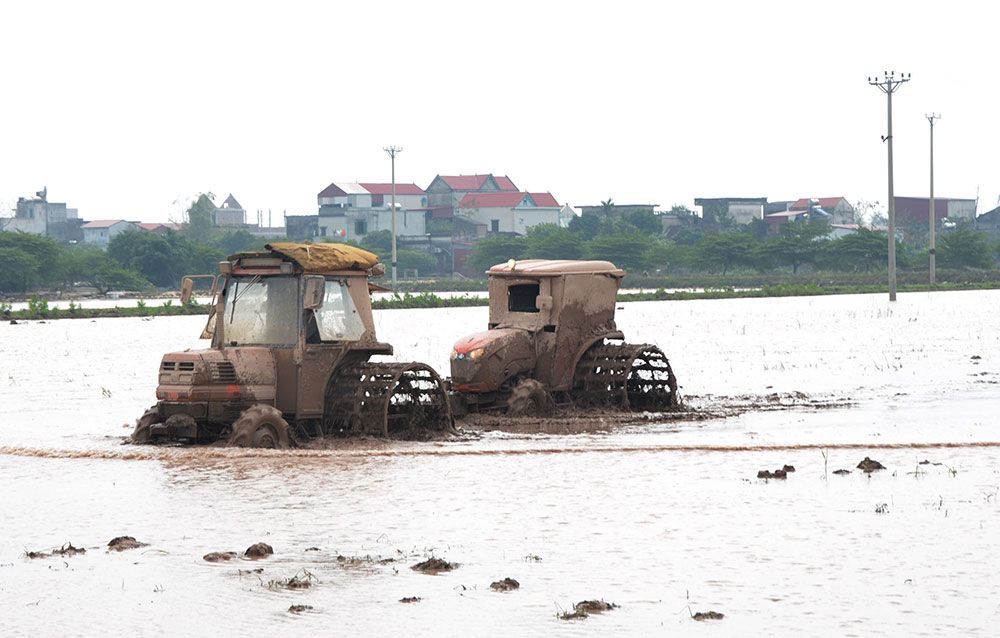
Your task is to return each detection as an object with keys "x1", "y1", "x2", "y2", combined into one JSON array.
[{"x1": 2, "y1": 1, "x2": 998, "y2": 223}]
